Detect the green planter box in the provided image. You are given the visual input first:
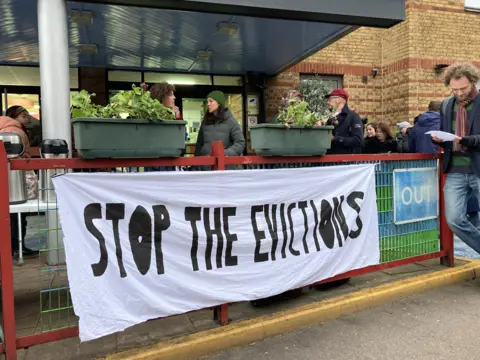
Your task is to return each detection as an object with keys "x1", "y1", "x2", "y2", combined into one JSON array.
[
  {"x1": 249, "y1": 124, "x2": 334, "y2": 156},
  {"x1": 72, "y1": 118, "x2": 186, "y2": 159}
]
